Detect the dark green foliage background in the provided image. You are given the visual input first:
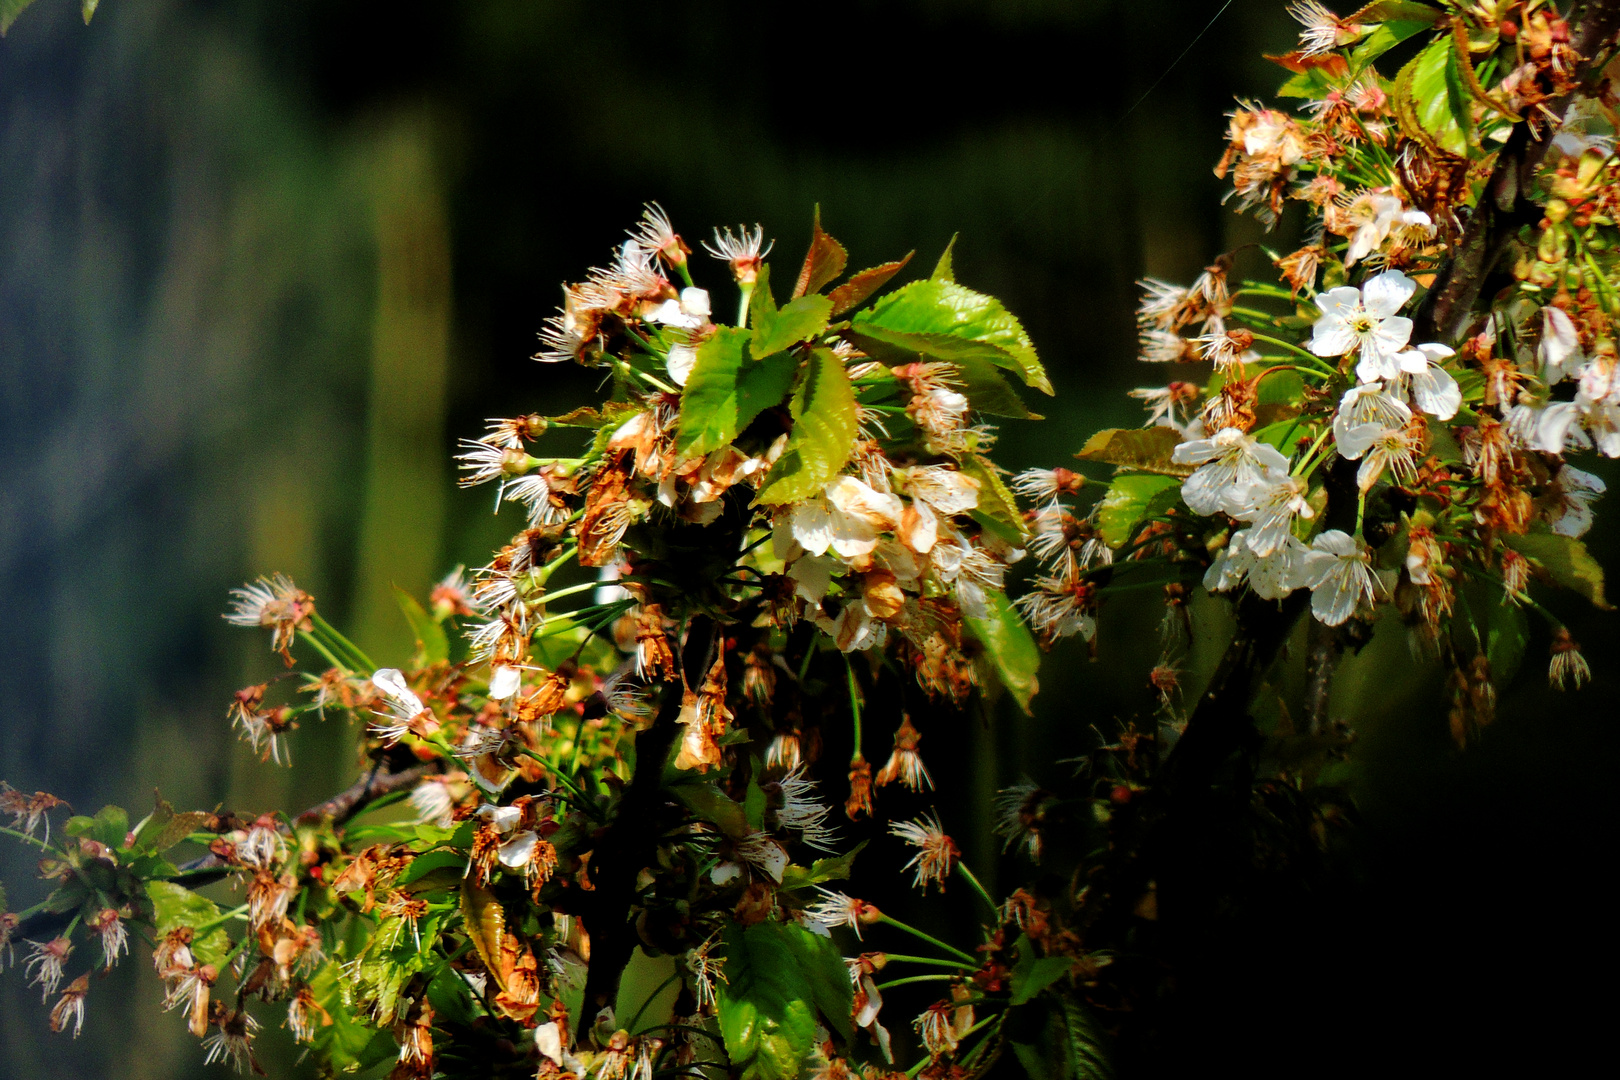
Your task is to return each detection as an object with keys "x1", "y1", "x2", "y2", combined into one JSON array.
[{"x1": 1, "y1": 1, "x2": 1616, "y2": 1076}]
